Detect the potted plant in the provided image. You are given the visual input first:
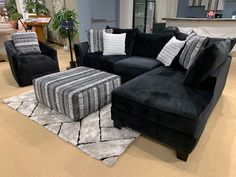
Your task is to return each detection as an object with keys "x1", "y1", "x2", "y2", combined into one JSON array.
[
  {"x1": 5, "y1": 0, "x2": 20, "y2": 28},
  {"x1": 51, "y1": 8, "x2": 79, "y2": 50},
  {"x1": 24, "y1": 0, "x2": 49, "y2": 15}
]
